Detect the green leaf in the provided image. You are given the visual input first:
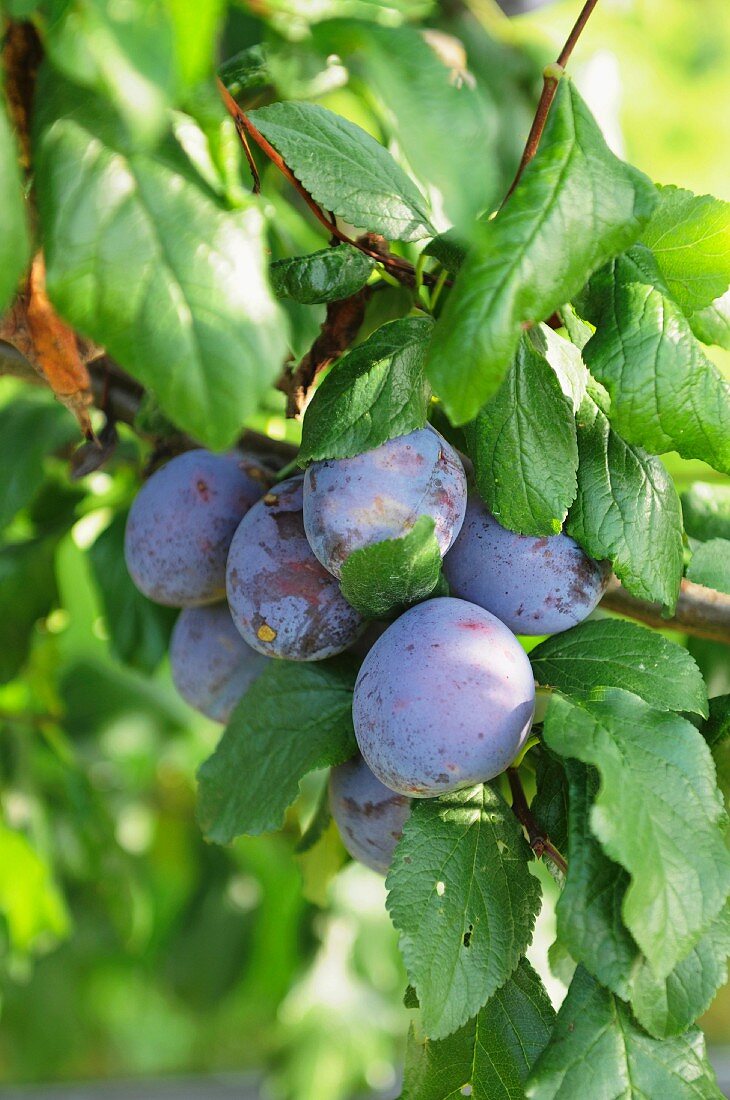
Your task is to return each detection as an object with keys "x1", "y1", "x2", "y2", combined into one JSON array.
[
  {"x1": 687, "y1": 539, "x2": 730, "y2": 595},
  {"x1": 165, "y1": 0, "x2": 226, "y2": 86},
  {"x1": 566, "y1": 390, "x2": 683, "y2": 612},
  {"x1": 327, "y1": 21, "x2": 498, "y2": 231},
  {"x1": 471, "y1": 335, "x2": 578, "y2": 536},
  {"x1": 425, "y1": 79, "x2": 656, "y2": 424},
  {"x1": 702, "y1": 694, "x2": 730, "y2": 751},
  {"x1": 0, "y1": 822, "x2": 69, "y2": 954},
  {"x1": 34, "y1": 73, "x2": 288, "y2": 450},
  {"x1": 528, "y1": 323, "x2": 589, "y2": 413},
  {"x1": 525, "y1": 966, "x2": 723, "y2": 1099},
  {"x1": 531, "y1": 747, "x2": 569, "y2": 855},
  {"x1": 386, "y1": 784, "x2": 541, "y2": 1039},
  {"x1": 298, "y1": 317, "x2": 432, "y2": 463},
  {"x1": 0, "y1": 538, "x2": 59, "y2": 684},
  {"x1": 247, "y1": 101, "x2": 434, "y2": 242},
  {"x1": 270, "y1": 244, "x2": 375, "y2": 304},
  {"x1": 0, "y1": 393, "x2": 76, "y2": 531},
  {"x1": 89, "y1": 512, "x2": 176, "y2": 674},
  {"x1": 640, "y1": 185, "x2": 730, "y2": 316},
  {"x1": 218, "y1": 44, "x2": 271, "y2": 100},
  {"x1": 41, "y1": 0, "x2": 178, "y2": 147},
  {"x1": 197, "y1": 657, "x2": 358, "y2": 843},
  {"x1": 339, "y1": 515, "x2": 443, "y2": 619},
  {"x1": 579, "y1": 250, "x2": 730, "y2": 473},
  {"x1": 401, "y1": 958, "x2": 555, "y2": 1100},
  {"x1": 0, "y1": 93, "x2": 30, "y2": 311},
  {"x1": 557, "y1": 762, "x2": 730, "y2": 1039},
  {"x1": 630, "y1": 903, "x2": 730, "y2": 1040},
  {"x1": 682, "y1": 482, "x2": 730, "y2": 543},
  {"x1": 690, "y1": 288, "x2": 730, "y2": 350},
  {"x1": 423, "y1": 229, "x2": 466, "y2": 275},
  {"x1": 544, "y1": 690, "x2": 729, "y2": 978},
  {"x1": 530, "y1": 619, "x2": 708, "y2": 717}
]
